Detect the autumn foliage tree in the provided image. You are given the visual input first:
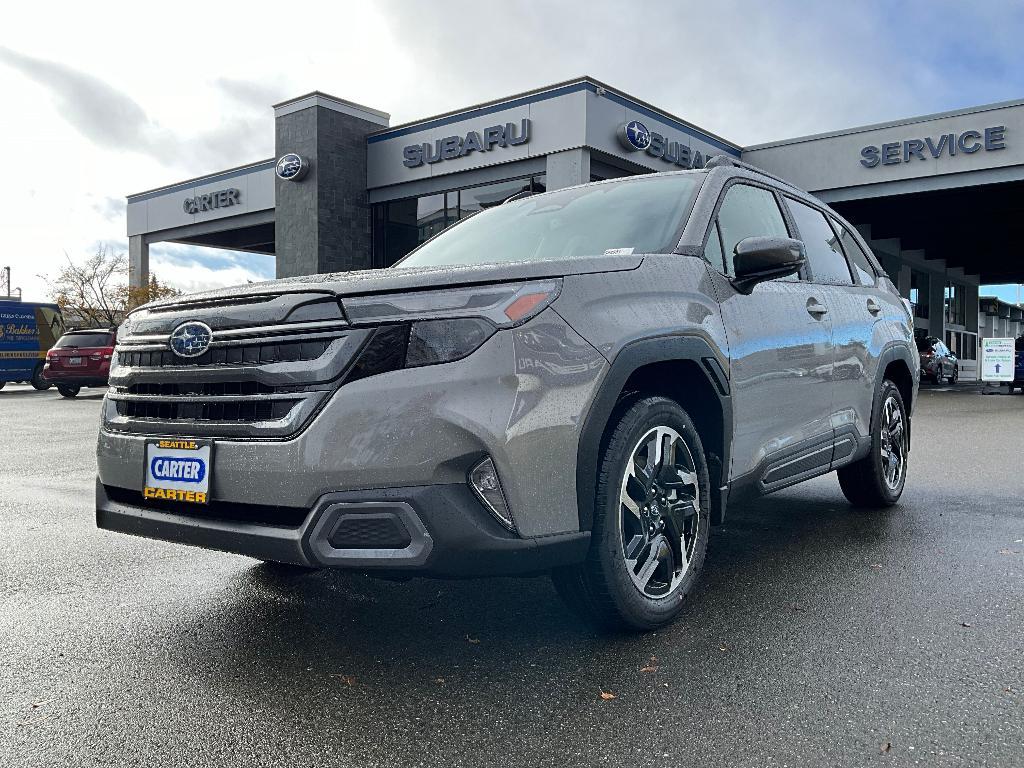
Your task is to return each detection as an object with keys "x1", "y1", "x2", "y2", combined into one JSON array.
[{"x1": 48, "y1": 245, "x2": 181, "y2": 327}]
